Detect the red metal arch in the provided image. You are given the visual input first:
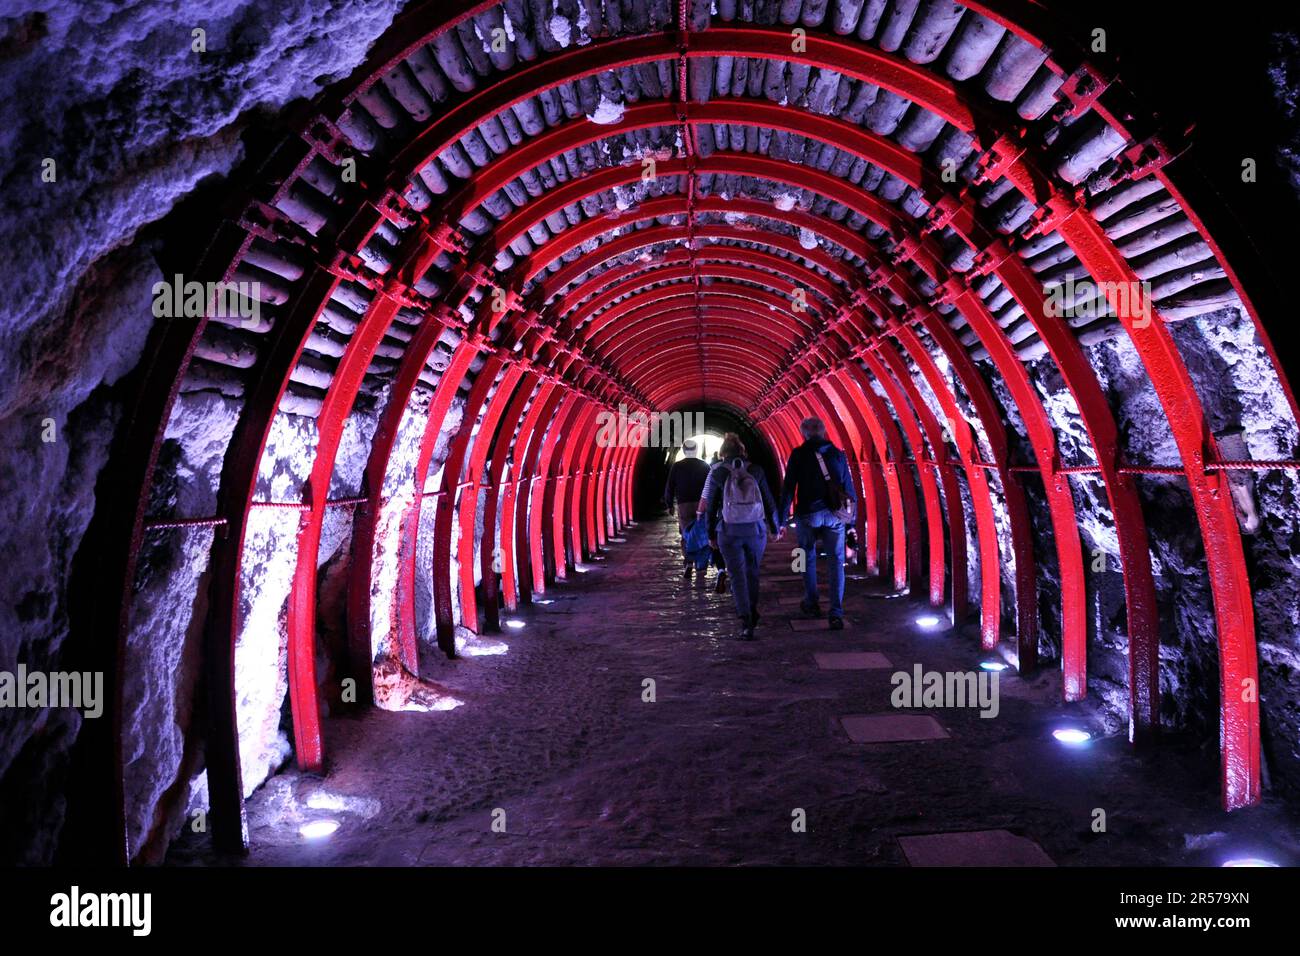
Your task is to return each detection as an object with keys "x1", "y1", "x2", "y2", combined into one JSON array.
[{"x1": 79, "y1": 4, "x2": 1285, "y2": 865}]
